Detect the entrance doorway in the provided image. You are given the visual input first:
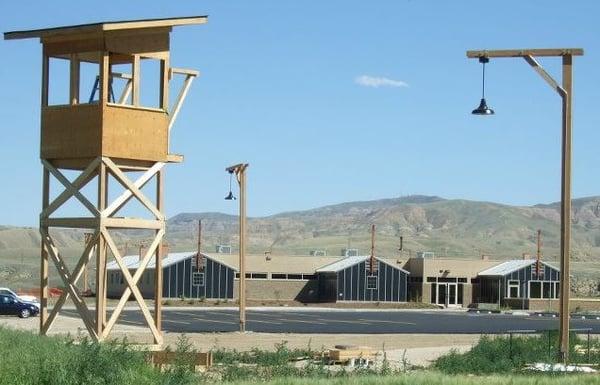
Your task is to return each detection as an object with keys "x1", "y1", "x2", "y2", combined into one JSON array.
[{"x1": 431, "y1": 283, "x2": 461, "y2": 307}]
